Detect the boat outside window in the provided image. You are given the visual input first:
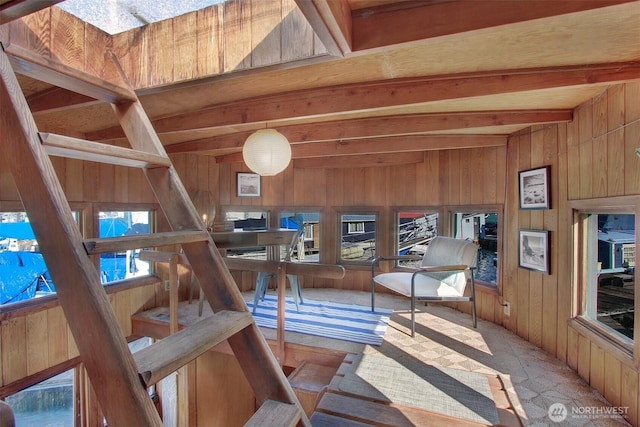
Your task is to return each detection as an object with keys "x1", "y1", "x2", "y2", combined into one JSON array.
[
  {"x1": 452, "y1": 211, "x2": 499, "y2": 288},
  {"x1": 0, "y1": 211, "x2": 78, "y2": 306},
  {"x1": 395, "y1": 211, "x2": 439, "y2": 268},
  {"x1": 576, "y1": 210, "x2": 635, "y2": 343},
  {"x1": 98, "y1": 211, "x2": 151, "y2": 284},
  {"x1": 279, "y1": 212, "x2": 320, "y2": 263},
  {"x1": 340, "y1": 213, "x2": 377, "y2": 263}
]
